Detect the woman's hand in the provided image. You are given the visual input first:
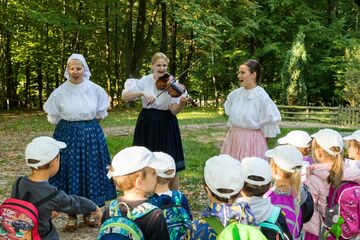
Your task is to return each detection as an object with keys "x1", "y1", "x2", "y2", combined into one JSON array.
[{"x1": 143, "y1": 92, "x2": 156, "y2": 104}]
